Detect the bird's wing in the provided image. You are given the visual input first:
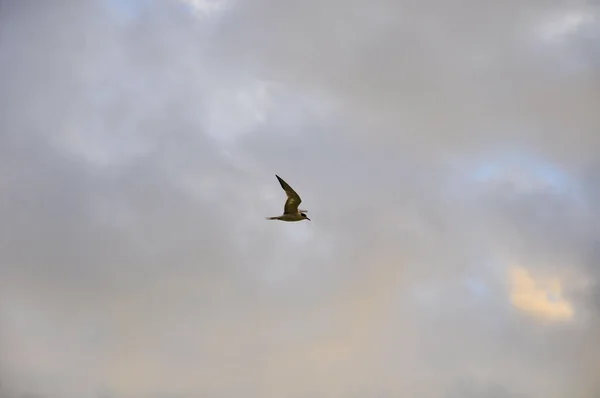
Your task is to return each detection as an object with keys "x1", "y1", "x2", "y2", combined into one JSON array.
[{"x1": 276, "y1": 175, "x2": 302, "y2": 214}]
